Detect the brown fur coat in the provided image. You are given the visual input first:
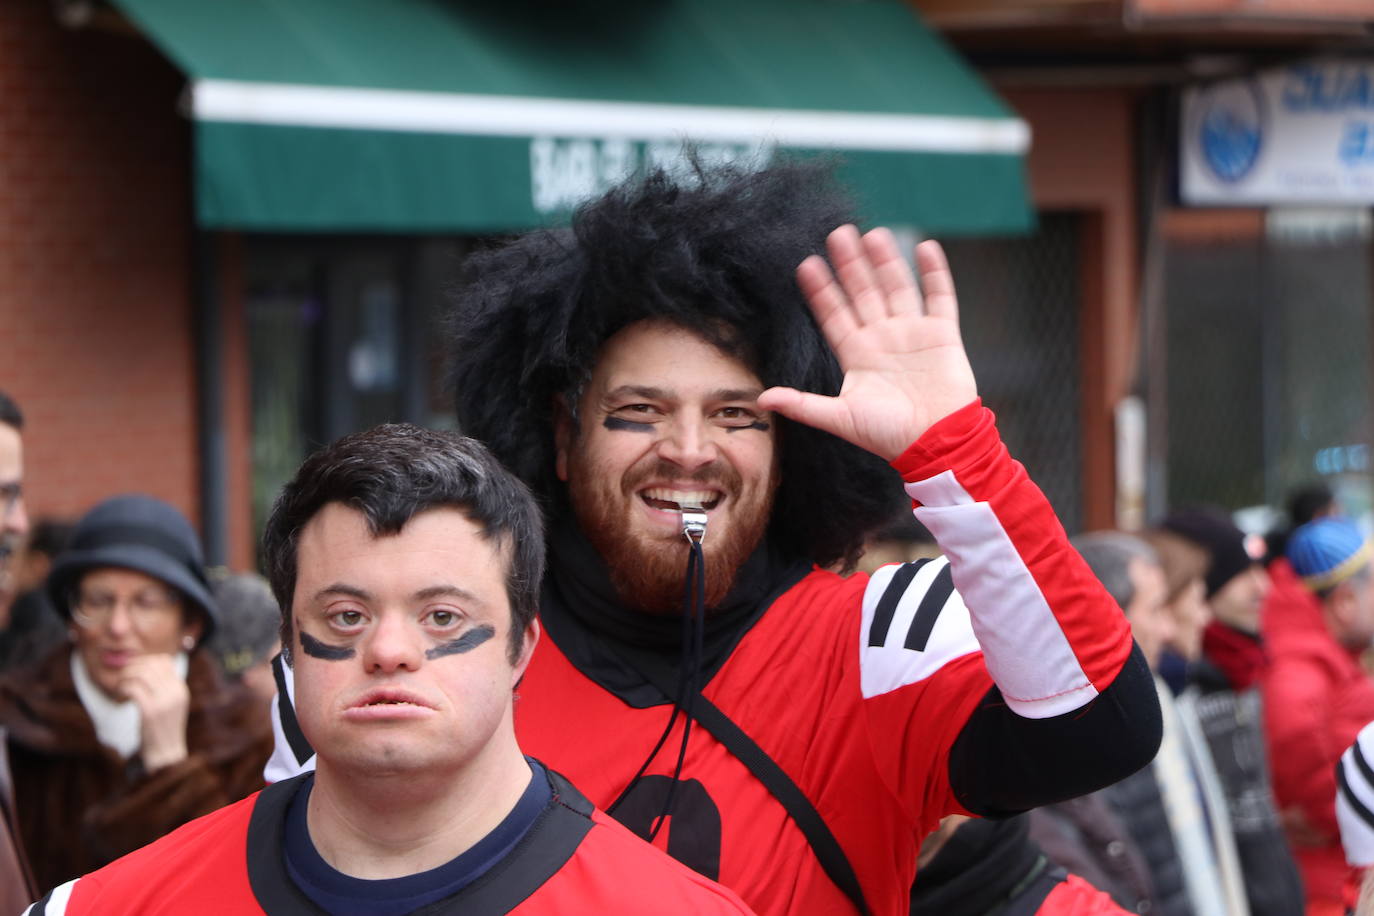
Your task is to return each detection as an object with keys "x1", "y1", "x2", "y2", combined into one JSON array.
[{"x1": 0, "y1": 644, "x2": 273, "y2": 892}]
